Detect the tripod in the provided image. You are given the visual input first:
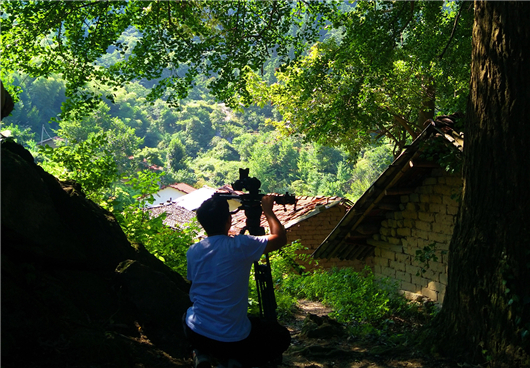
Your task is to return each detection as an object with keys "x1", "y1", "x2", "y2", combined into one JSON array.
[
  {"x1": 238, "y1": 196, "x2": 278, "y2": 322},
  {"x1": 231, "y1": 168, "x2": 296, "y2": 322}
]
